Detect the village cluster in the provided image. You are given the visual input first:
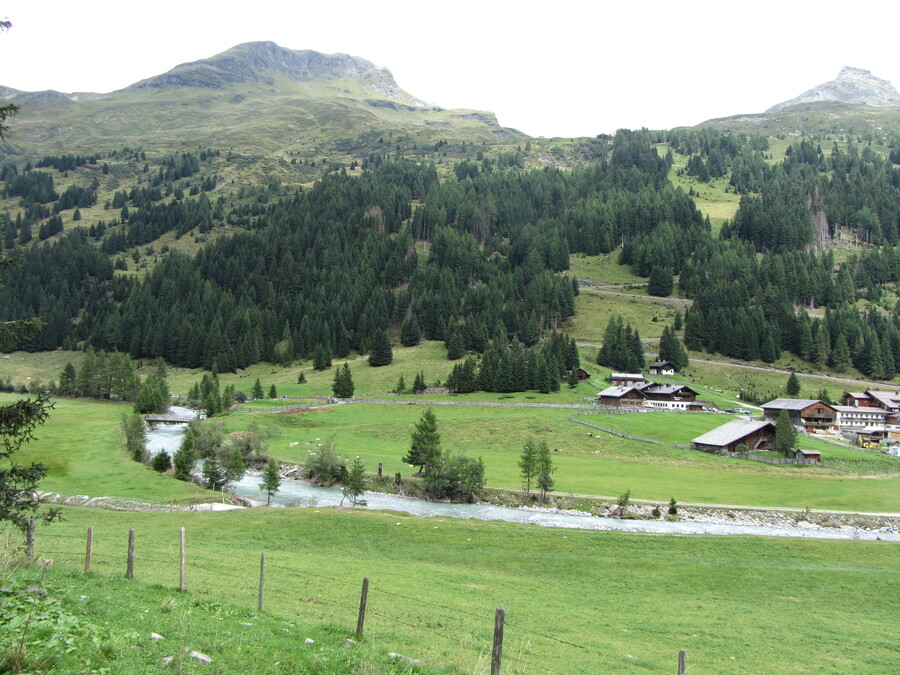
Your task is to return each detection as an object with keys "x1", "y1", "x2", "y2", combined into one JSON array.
[{"x1": 596, "y1": 366, "x2": 900, "y2": 460}]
